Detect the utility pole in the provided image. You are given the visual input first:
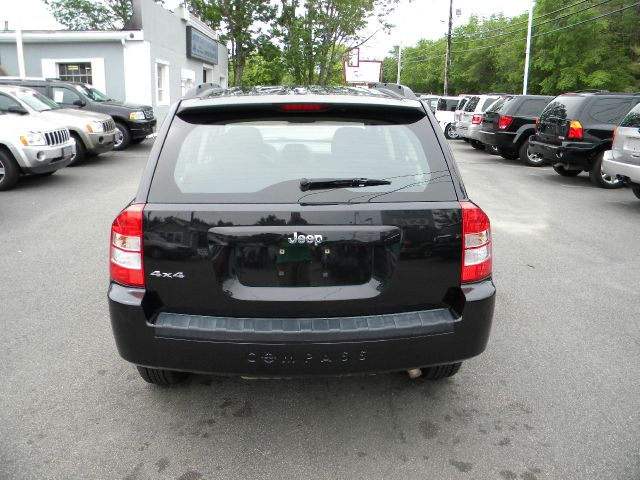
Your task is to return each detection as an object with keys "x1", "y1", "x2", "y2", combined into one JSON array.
[
  {"x1": 443, "y1": 0, "x2": 453, "y2": 96},
  {"x1": 522, "y1": 3, "x2": 534, "y2": 94},
  {"x1": 396, "y1": 42, "x2": 402, "y2": 84}
]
